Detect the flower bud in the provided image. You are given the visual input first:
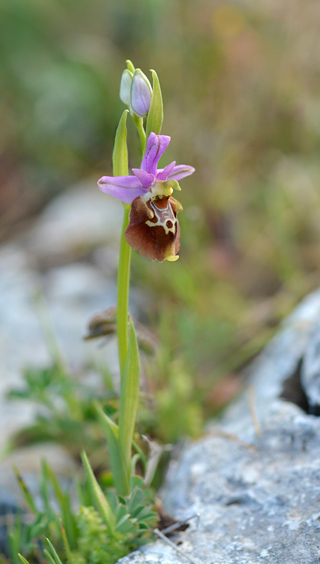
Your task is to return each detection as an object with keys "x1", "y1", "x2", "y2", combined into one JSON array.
[
  {"x1": 130, "y1": 69, "x2": 152, "y2": 117},
  {"x1": 120, "y1": 69, "x2": 133, "y2": 105}
]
